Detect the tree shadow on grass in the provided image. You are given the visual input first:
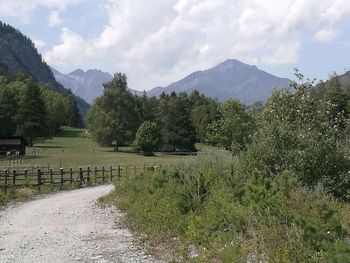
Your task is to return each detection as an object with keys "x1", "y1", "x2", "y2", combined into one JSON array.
[
  {"x1": 58, "y1": 129, "x2": 84, "y2": 138},
  {"x1": 31, "y1": 145, "x2": 63, "y2": 149}
]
